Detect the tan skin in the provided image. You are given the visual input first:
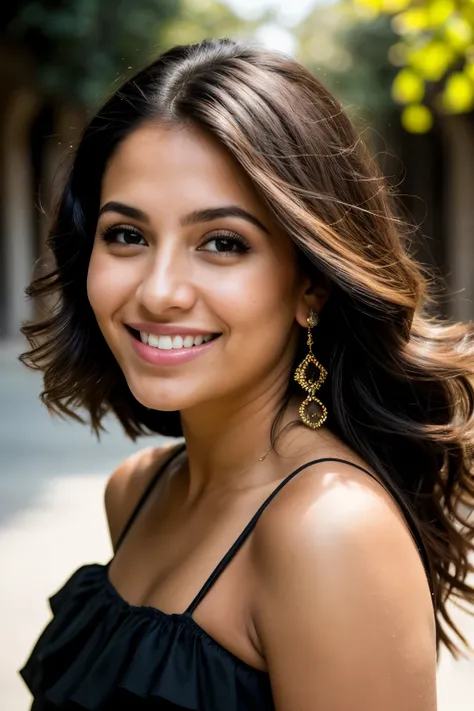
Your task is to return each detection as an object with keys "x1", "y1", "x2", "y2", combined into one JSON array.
[{"x1": 87, "y1": 122, "x2": 437, "y2": 710}]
